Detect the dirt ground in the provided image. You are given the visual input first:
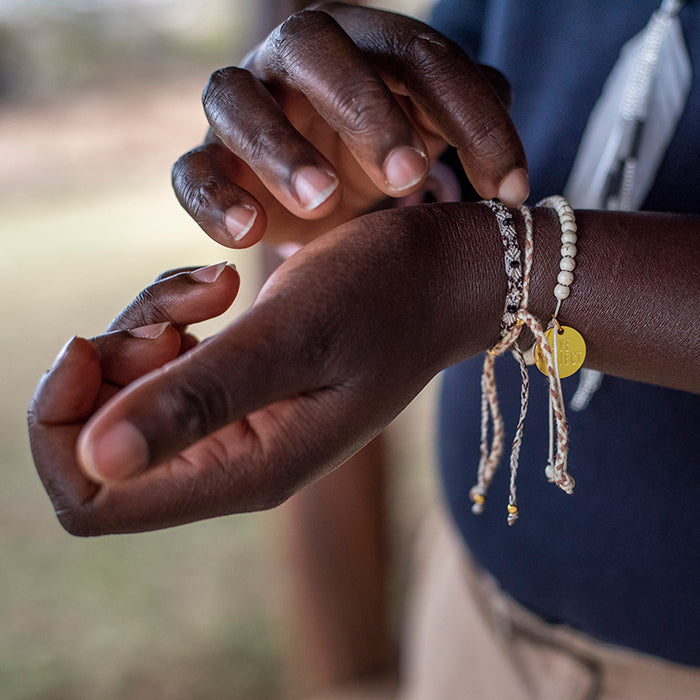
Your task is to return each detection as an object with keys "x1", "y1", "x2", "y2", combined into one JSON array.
[{"x1": 0, "y1": 78, "x2": 438, "y2": 699}]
